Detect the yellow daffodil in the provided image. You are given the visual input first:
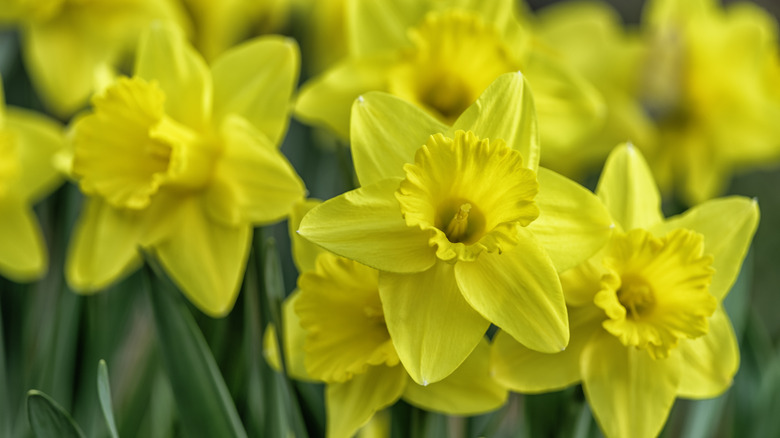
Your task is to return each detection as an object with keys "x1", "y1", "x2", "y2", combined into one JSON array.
[
  {"x1": 295, "y1": 0, "x2": 604, "y2": 155},
  {"x1": 267, "y1": 199, "x2": 506, "y2": 438},
  {"x1": 296, "y1": 0, "x2": 348, "y2": 75},
  {"x1": 492, "y1": 144, "x2": 759, "y2": 438},
  {"x1": 0, "y1": 78, "x2": 64, "y2": 281},
  {"x1": 642, "y1": 0, "x2": 780, "y2": 203},
  {"x1": 298, "y1": 72, "x2": 613, "y2": 385},
  {"x1": 535, "y1": 0, "x2": 780, "y2": 203},
  {"x1": 180, "y1": 0, "x2": 292, "y2": 62},
  {"x1": 65, "y1": 24, "x2": 305, "y2": 317},
  {"x1": 0, "y1": 0, "x2": 188, "y2": 118},
  {"x1": 532, "y1": 1, "x2": 655, "y2": 179}
]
